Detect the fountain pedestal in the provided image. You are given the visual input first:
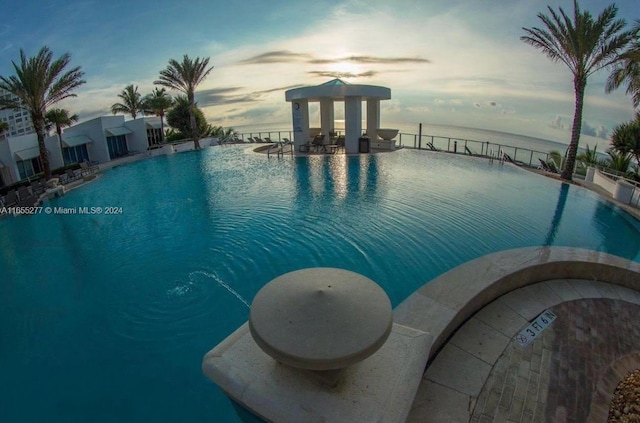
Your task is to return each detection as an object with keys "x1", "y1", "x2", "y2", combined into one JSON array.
[{"x1": 202, "y1": 268, "x2": 433, "y2": 423}]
